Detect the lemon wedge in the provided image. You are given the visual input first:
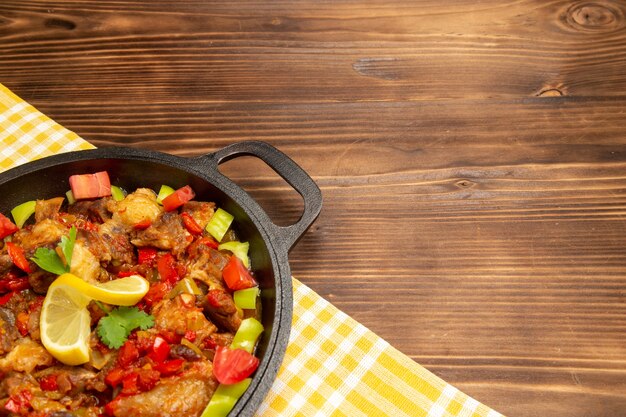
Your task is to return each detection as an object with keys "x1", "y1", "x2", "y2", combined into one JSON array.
[
  {"x1": 51, "y1": 273, "x2": 150, "y2": 306},
  {"x1": 40, "y1": 273, "x2": 150, "y2": 365}
]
